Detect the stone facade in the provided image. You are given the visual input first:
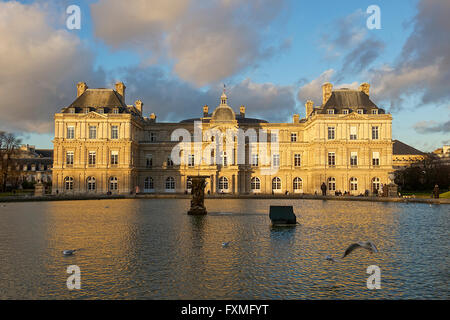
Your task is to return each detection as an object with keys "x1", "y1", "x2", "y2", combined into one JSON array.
[{"x1": 52, "y1": 81, "x2": 393, "y2": 195}]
